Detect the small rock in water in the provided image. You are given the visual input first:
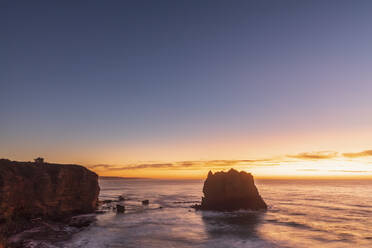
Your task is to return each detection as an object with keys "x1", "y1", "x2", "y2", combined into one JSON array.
[
  {"x1": 118, "y1": 196, "x2": 125, "y2": 201},
  {"x1": 116, "y1": 204, "x2": 125, "y2": 213},
  {"x1": 31, "y1": 217, "x2": 42, "y2": 223},
  {"x1": 142, "y1": 200, "x2": 149, "y2": 205}
]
